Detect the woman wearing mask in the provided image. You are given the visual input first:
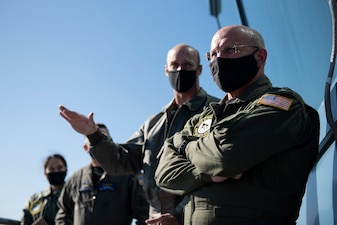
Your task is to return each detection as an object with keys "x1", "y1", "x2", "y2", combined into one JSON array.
[{"x1": 21, "y1": 154, "x2": 67, "y2": 225}]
